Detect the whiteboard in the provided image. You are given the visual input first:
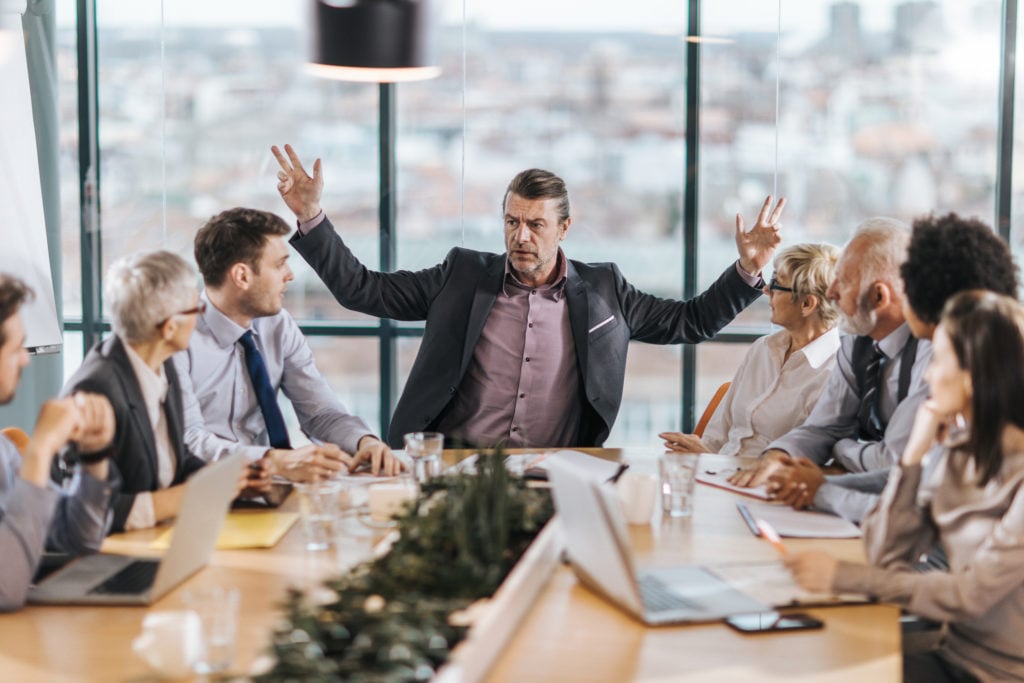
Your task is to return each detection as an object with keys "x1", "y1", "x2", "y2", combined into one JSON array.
[{"x1": 0, "y1": 6, "x2": 62, "y2": 353}]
